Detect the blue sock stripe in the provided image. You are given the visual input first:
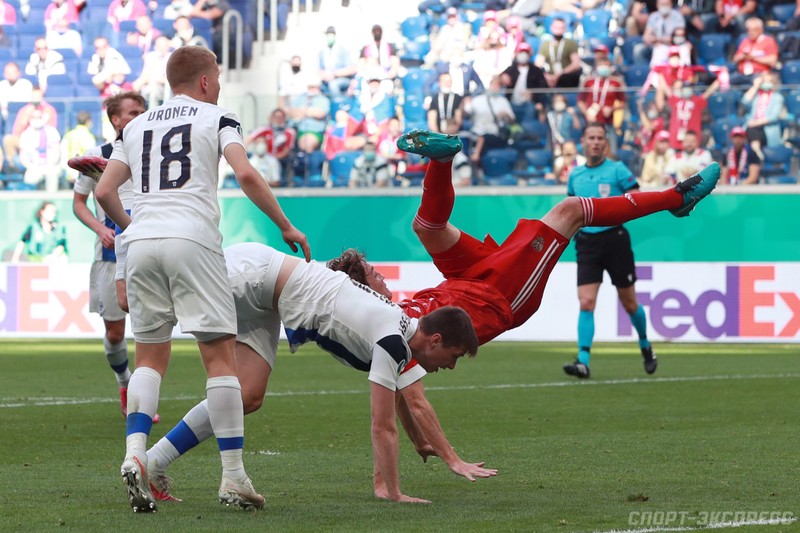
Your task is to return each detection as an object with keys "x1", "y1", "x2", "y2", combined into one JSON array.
[
  {"x1": 126, "y1": 412, "x2": 154, "y2": 437},
  {"x1": 217, "y1": 436, "x2": 244, "y2": 451},
  {"x1": 166, "y1": 420, "x2": 201, "y2": 455},
  {"x1": 110, "y1": 360, "x2": 129, "y2": 374}
]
